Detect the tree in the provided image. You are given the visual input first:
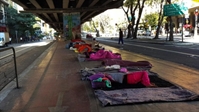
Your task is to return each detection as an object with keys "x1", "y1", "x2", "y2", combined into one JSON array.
[
  {"x1": 154, "y1": 0, "x2": 179, "y2": 40},
  {"x1": 95, "y1": 14, "x2": 113, "y2": 34},
  {"x1": 6, "y1": 7, "x2": 19, "y2": 38},
  {"x1": 6, "y1": 7, "x2": 37, "y2": 41},
  {"x1": 143, "y1": 13, "x2": 159, "y2": 29},
  {"x1": 82, "y1": 22, "x2": 92, "y2": 31},
  {"x1": 123, "y1": 0, "x2": 150, "y2": 39},
  {"x1": 82, "y1": 14, "x2": 113, "y2": 36},
  {"x1": 91, "y1": 19, "x2": 100, "y2": 37},
  {"x1": 122, "y1": 0, "x2": 138, "y2": 38},
  {"x1": 154, "y1": 0, "x2": 165, "y2": 39},
  {"x1": 133, "y1": 0, "x2": 150, "y2": 39}
]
